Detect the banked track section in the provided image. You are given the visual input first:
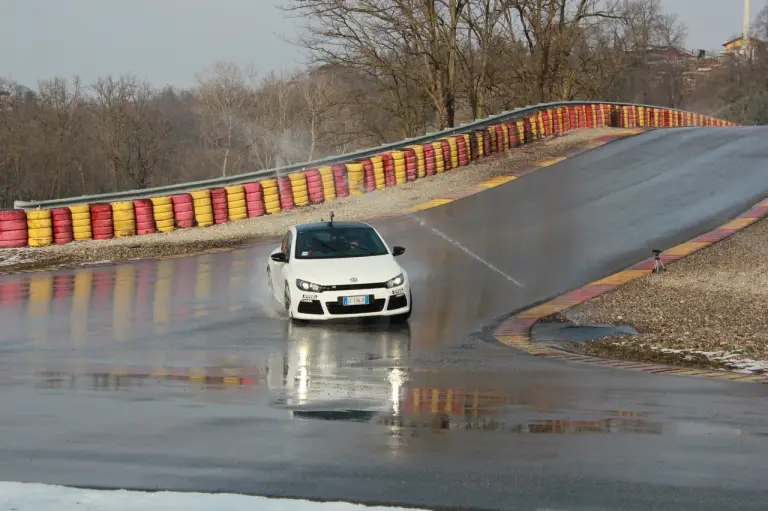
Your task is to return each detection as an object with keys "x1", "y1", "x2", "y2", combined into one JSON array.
[{"x1": 1, "y1": 127, "x2": 768, "y2": 511}]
